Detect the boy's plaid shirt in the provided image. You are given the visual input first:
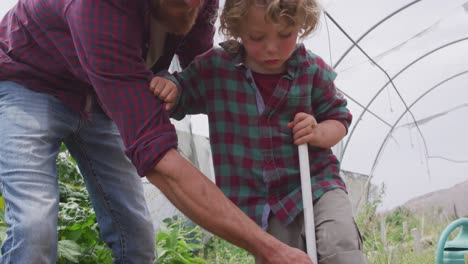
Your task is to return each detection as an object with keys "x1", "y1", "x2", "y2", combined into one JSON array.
[{"x1": 164, "y1": 41, "x2": 353, "y2": 227}]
